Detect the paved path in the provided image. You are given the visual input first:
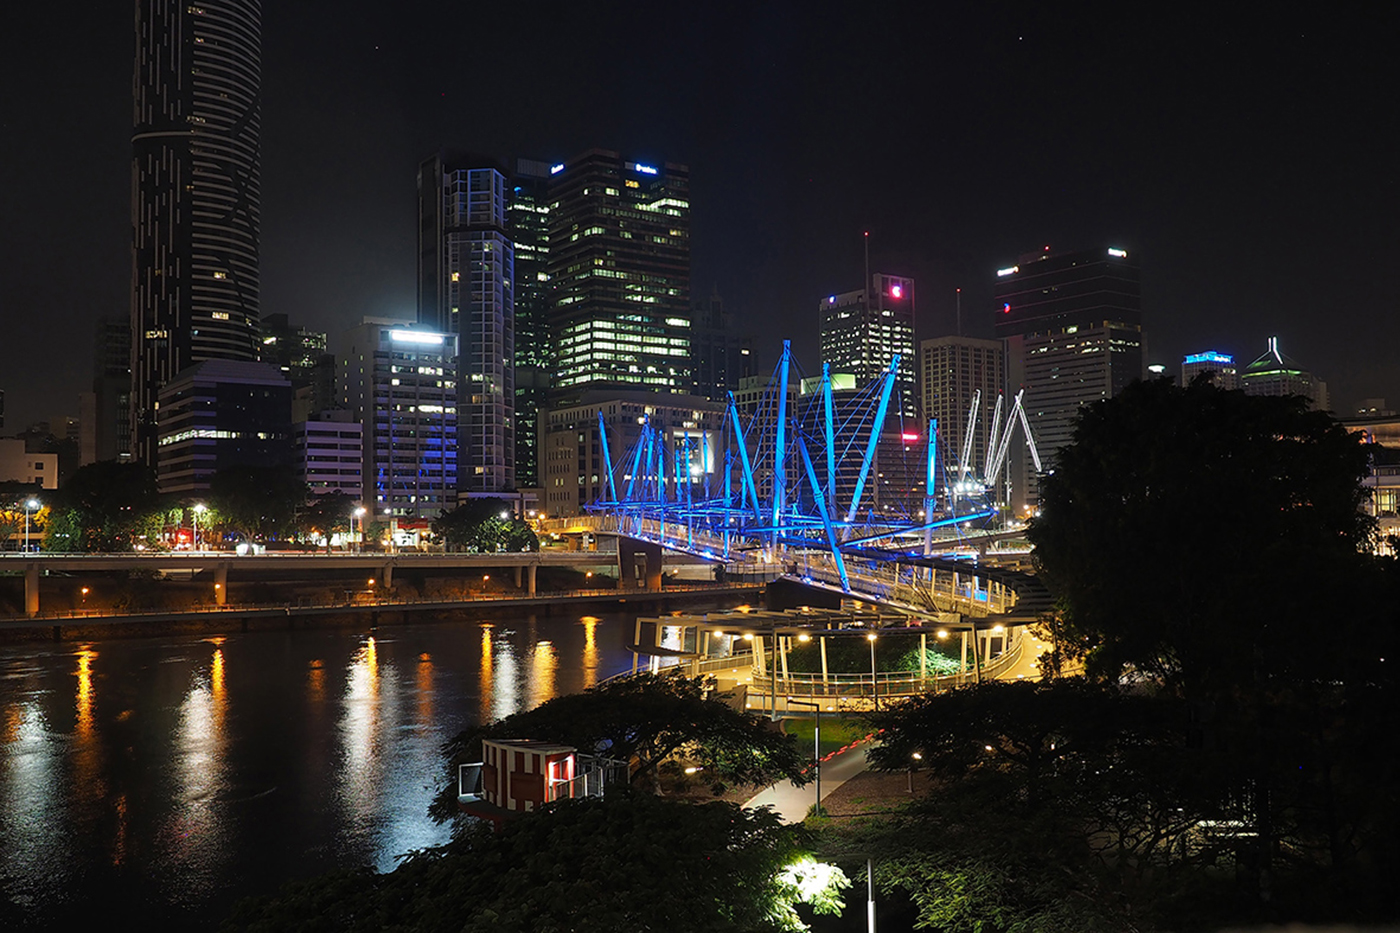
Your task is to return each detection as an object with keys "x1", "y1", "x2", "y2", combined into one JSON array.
[{"x1": 743, "y1": 740, "x2": 874, "y2": 822}]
